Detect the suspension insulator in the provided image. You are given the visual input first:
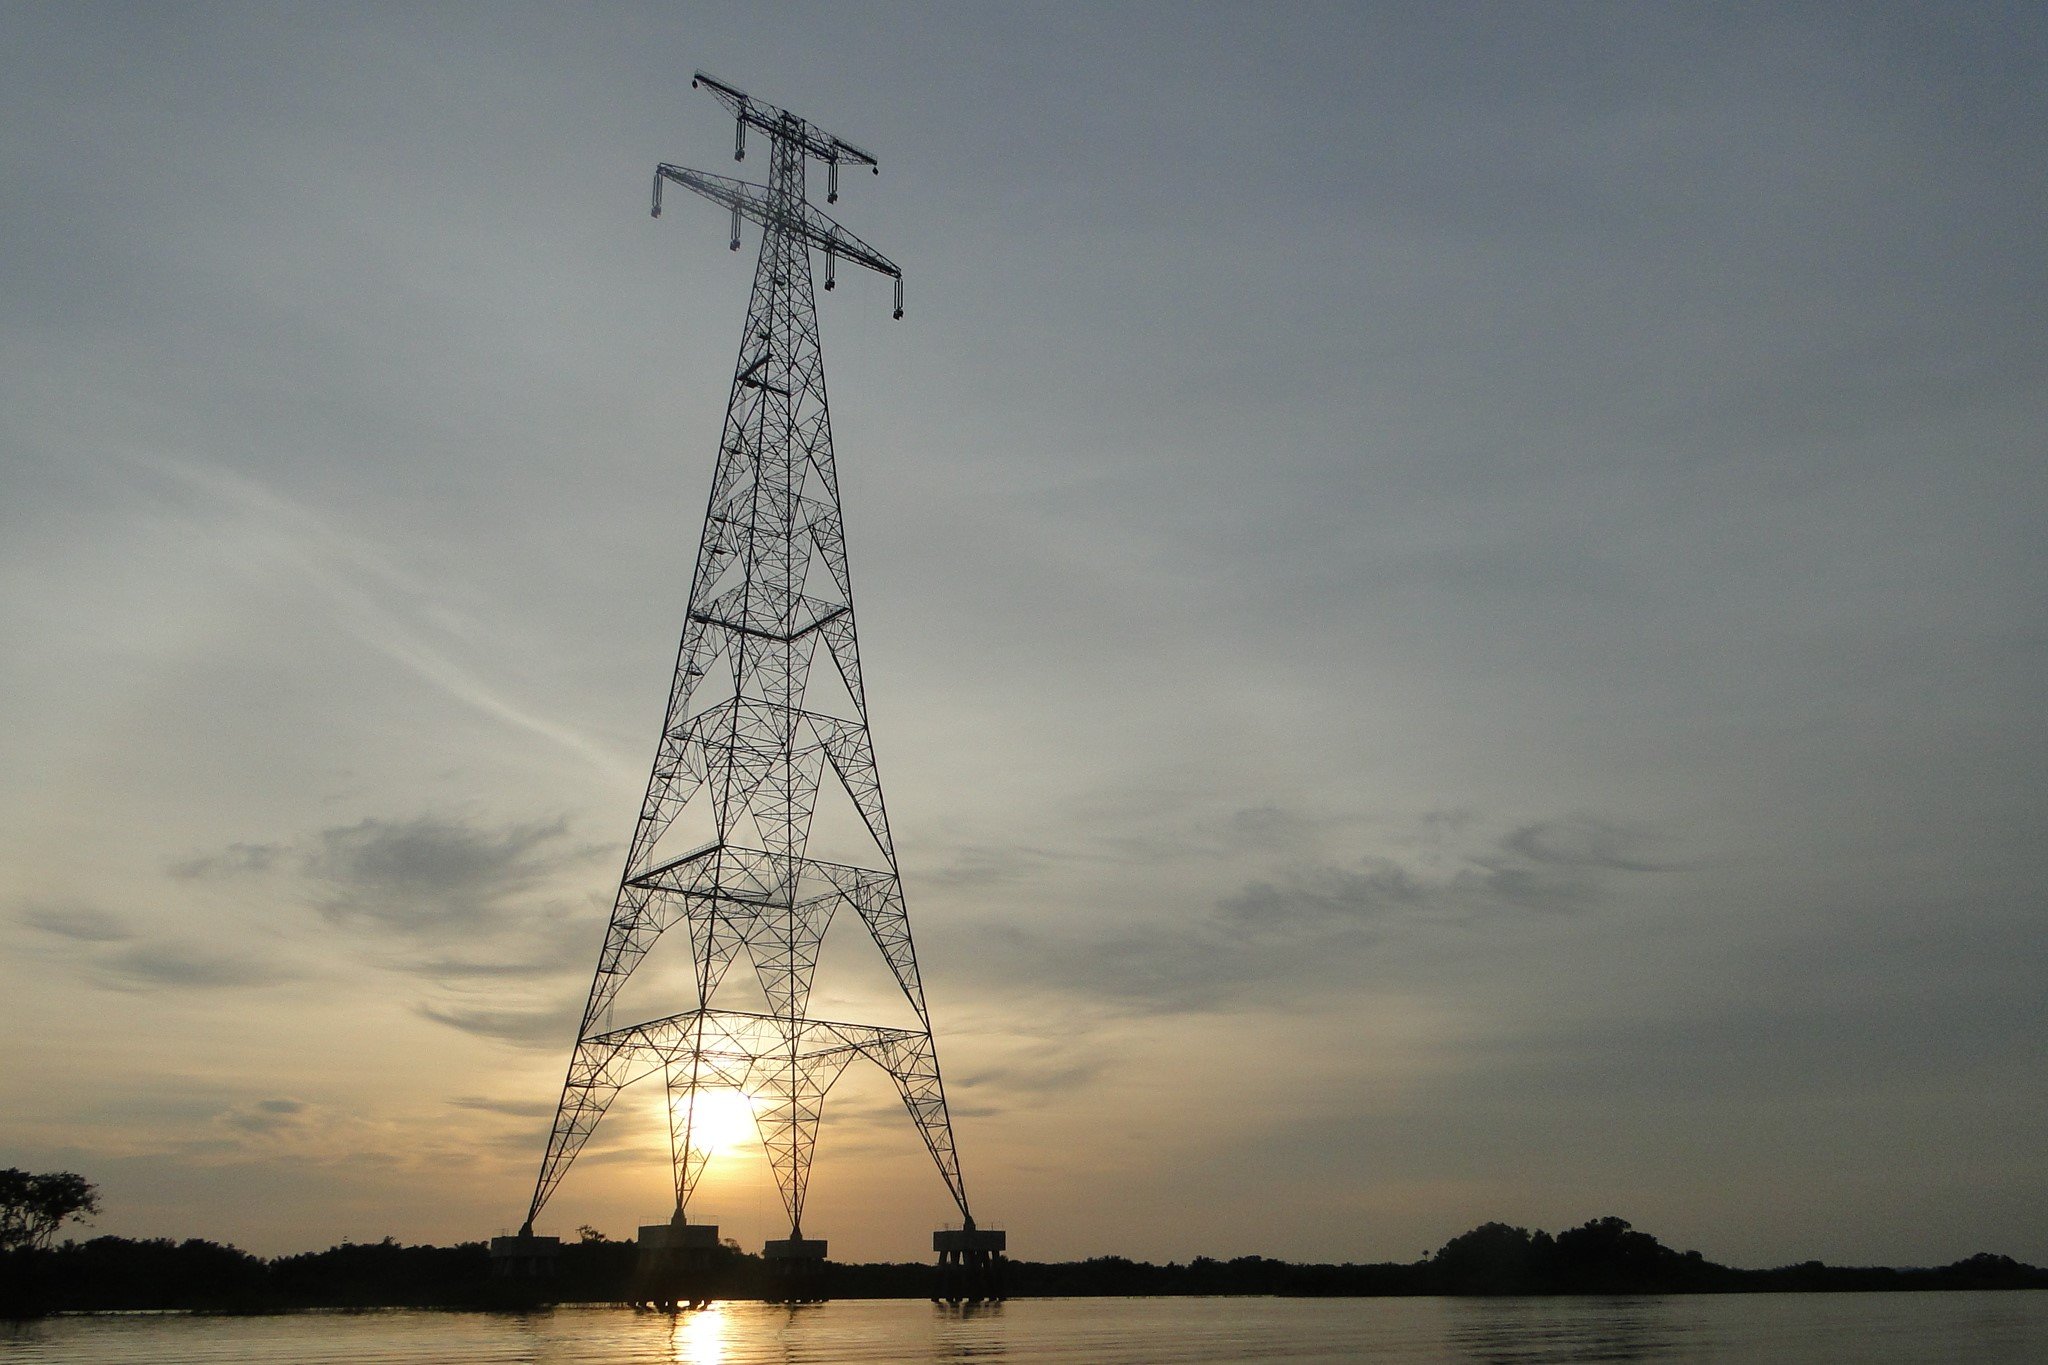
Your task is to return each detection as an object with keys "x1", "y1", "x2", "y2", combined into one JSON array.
[
  {"x1": 893, "y1": 277, "x2": 904, "y2": 320},
  {"x1": 735, "y1": 113, "x2": 746, "y2": 162},
  {"x1": 828, "y1": 161, "x2": 839, "y2": 204},
  {"x1": 825, "y1": 251, "x2": 837, "y2": 291},
  {"x1": 730, "y1": 206, "x2": 741, "y2": 251}
]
